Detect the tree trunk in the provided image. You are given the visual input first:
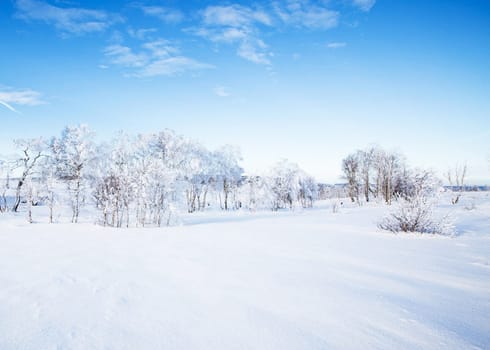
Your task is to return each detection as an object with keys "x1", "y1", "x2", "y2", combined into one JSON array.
[
  {"x1": 13, "y1": 179, "x2": 25, "y2": 212},
  {"x1": 49, "y1": 191, "x2": 54, "y2": 224}
]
